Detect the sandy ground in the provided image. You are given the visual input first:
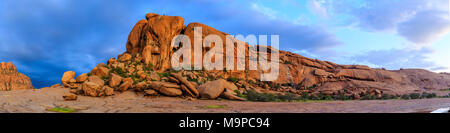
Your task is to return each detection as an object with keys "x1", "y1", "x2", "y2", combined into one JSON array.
[{"x1": 0, "y1": 88, "x2": 449, "y2": 113}]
